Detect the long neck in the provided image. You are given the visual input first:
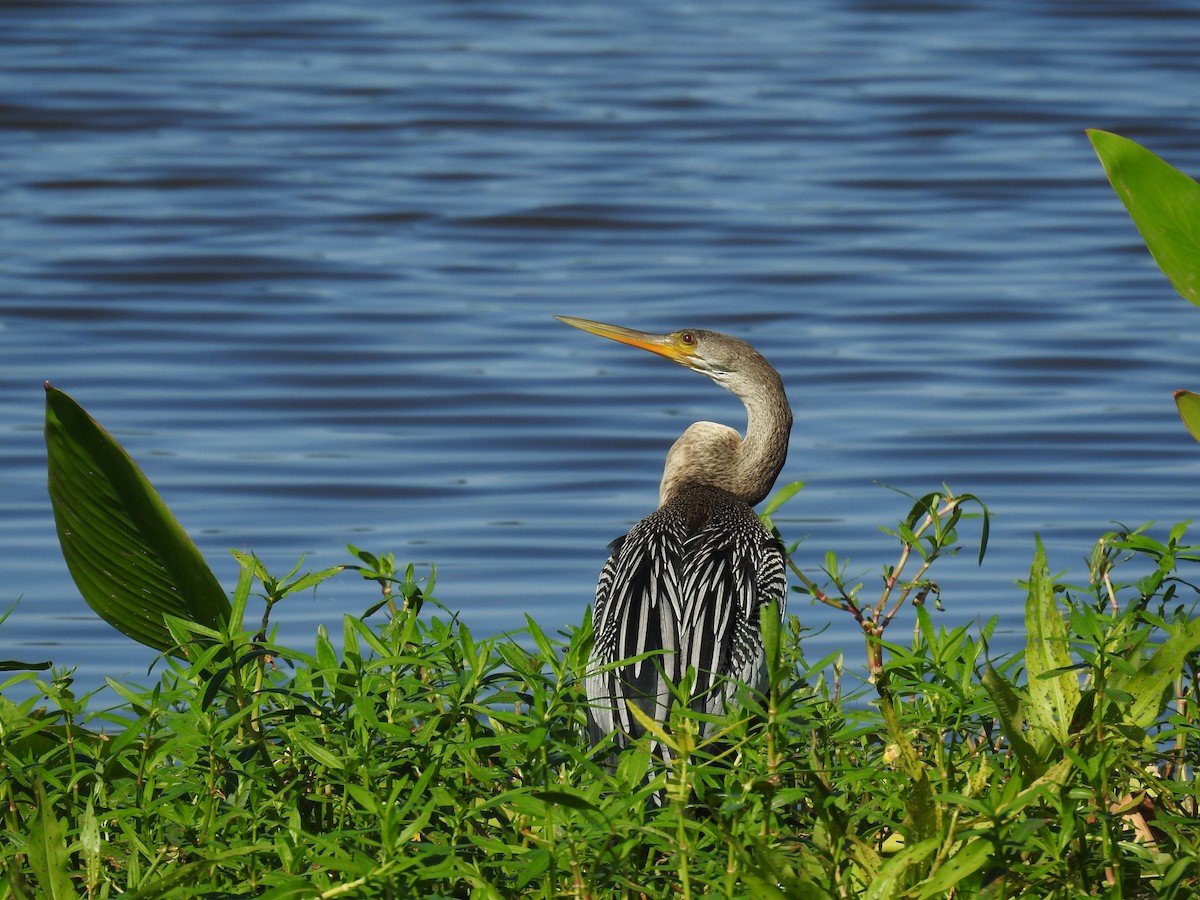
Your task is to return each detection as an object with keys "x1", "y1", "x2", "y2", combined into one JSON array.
[
  {"x1": 658, "y1": 360, "x2": 792, "y2": 508},
  {"x1": 729, "y1": 363, "x2": 792, "y2": 505}
]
